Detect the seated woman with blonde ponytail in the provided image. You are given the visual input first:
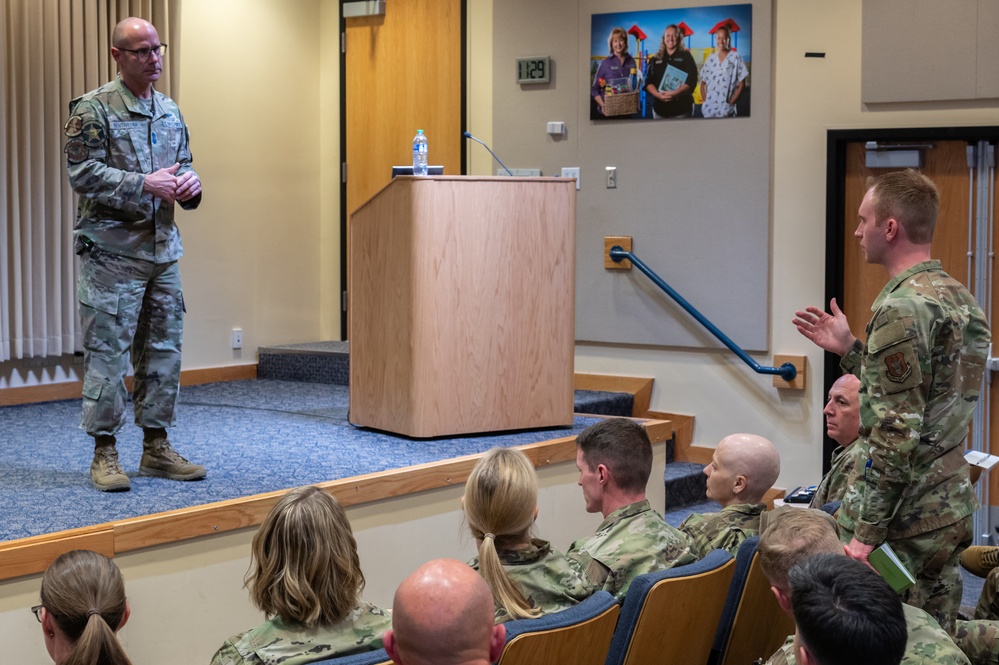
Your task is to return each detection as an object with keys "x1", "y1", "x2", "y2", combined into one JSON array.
[
  {"x1": 464, "y1": 447, "x2": 592, "y2": 623},
  {"x1": 36, "y1": 549, "x2": 132, "y2": 665}
]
